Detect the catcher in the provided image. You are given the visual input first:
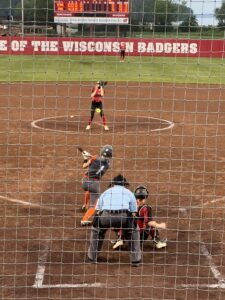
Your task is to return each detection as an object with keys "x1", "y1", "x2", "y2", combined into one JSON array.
[
  {"x1": 85, "y1": 81, "x2": 109, "y2": 131},
  {"x1": 80, "y1": 145, "x2": 113, "y2": 225},
  {"x1": 112, "y1": 185, "x2": 167, "y2": 250}
]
